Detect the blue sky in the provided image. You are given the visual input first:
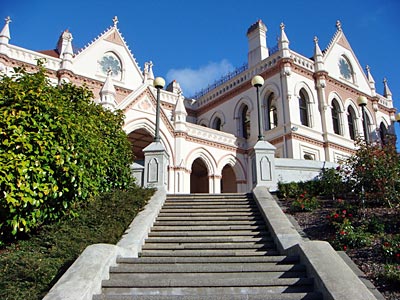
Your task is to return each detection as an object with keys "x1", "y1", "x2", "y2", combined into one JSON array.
[{"x1": 2, "y1": 0, "x2": 400, "y2": 135}]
